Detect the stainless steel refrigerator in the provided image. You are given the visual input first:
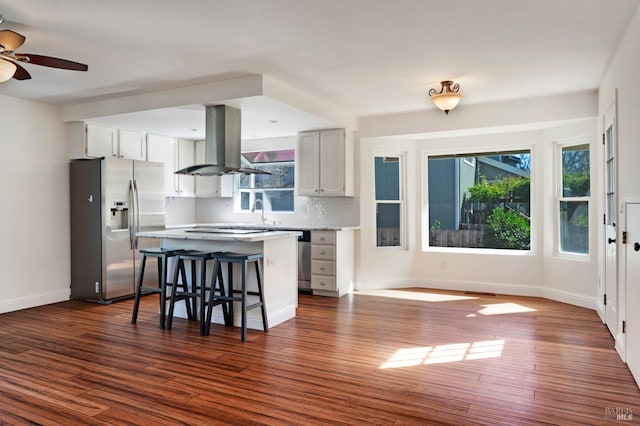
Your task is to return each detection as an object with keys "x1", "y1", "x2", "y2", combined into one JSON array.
[{"x1": 70, "y1": 157, "x2": 165, "y2": 303}]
